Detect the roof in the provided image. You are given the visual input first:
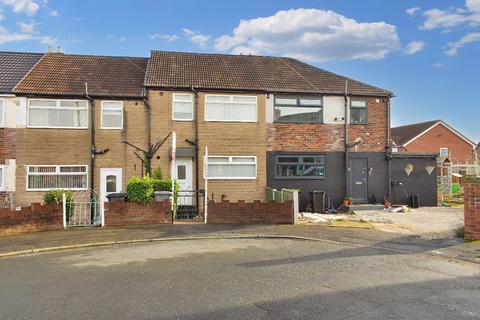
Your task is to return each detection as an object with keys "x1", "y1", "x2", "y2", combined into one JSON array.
[
  {"x1": 391, "y1": 120, "x2": 476, "y2": 147},
  {"x1": 145, "y1": 50, "x2": 393, "y2": 97},
  {"x1": 15, "y1": 53, "x2": 149, "y2": 98},
  {"x1": 0, "y1": 51, "x2": 43, "y2": 94}
]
